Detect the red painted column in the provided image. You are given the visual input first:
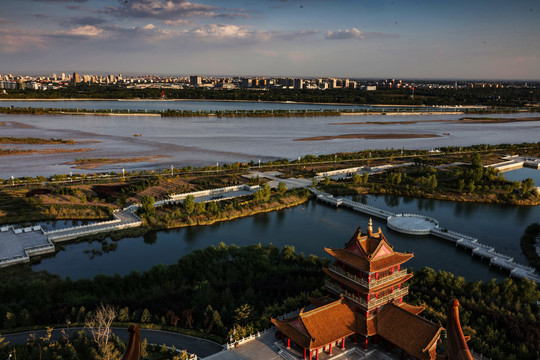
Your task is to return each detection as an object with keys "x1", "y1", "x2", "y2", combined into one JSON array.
[
  {"x1": 364, "y1": 336, "x2": 368, "y2": 350},
  {"x1": 341, "y1": 337, "x2": 345, "y2": 349},
  {"x1": 375, "y1": 272, "x2": 379, "y2": 280},
  {"x1": 397, "y1": 264, "x2": 401, "y2": 271},
  {"x1": 367, "y1": 274, "x2": 371, "y2": 283},
  {"x1": 303, "y1": 348, "x2": 307, "y2": 360},
  {"x1": 309, "y1": 349, "x2": 313, "y2": 360},
  {"x1": 367, "y1": 293, "x2": 370, "y2": 302},
  {"x1": 287, "y1": 338, "x2": 290, "y2": 349},
  {"x1": 329, "y1": 343, "x2": 332, "y2": 355},
  {"x1": 316, "y1": 348, "x2": 319, "y2": 360}
]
